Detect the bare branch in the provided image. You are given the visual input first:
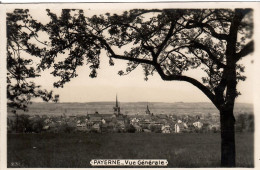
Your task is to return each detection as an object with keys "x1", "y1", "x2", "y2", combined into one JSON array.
[{"x1": 153, "y1": 63, "x2": 220, "y2": 109}]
